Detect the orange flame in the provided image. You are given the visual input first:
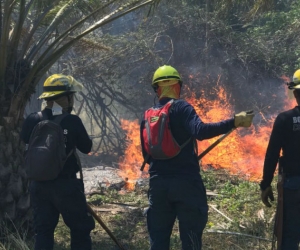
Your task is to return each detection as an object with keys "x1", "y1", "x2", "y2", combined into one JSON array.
[
  {"x1": 118, "y1": 78, "x2": 296, "y2": 190},
  {"x1": 118, "y1": 120, "x2": 145, "y2": 189},
  {"x1": 186, "y1": 85, "x2": 267, "y2": 181}
]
